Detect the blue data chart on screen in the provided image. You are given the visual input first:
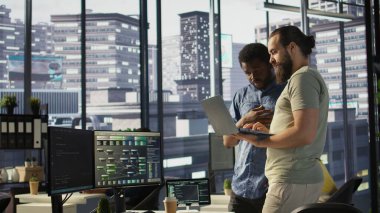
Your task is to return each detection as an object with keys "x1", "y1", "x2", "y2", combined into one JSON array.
[{"x1": 94, "y1": 131, "x2": 162, "y2": 188}]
